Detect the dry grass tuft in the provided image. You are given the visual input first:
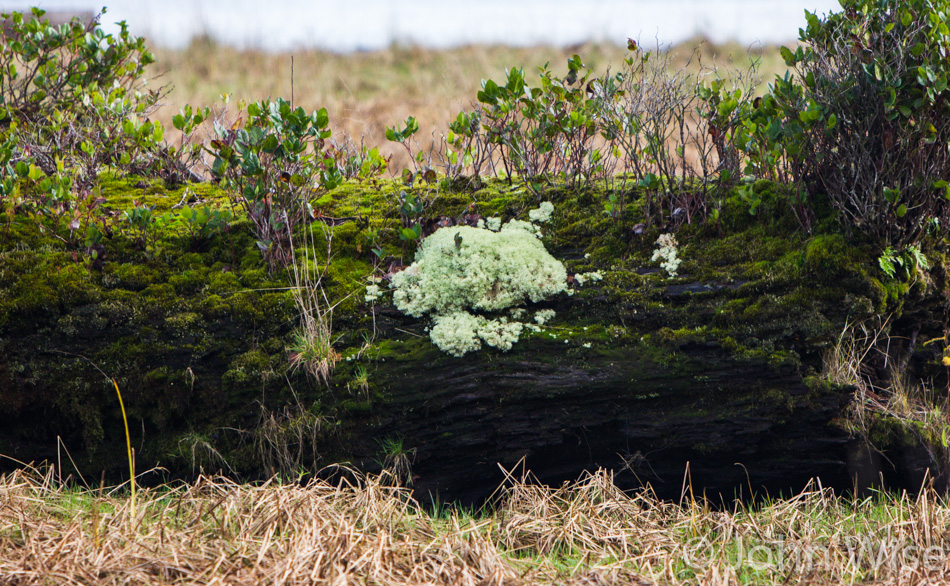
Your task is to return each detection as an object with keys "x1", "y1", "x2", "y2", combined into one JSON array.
[
  {"x1": 0, "y1": 466, "x2": 522, "y2": 586},
  {"x1": 3, "y1": 464, "x2": 950, "y2": 585}
]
